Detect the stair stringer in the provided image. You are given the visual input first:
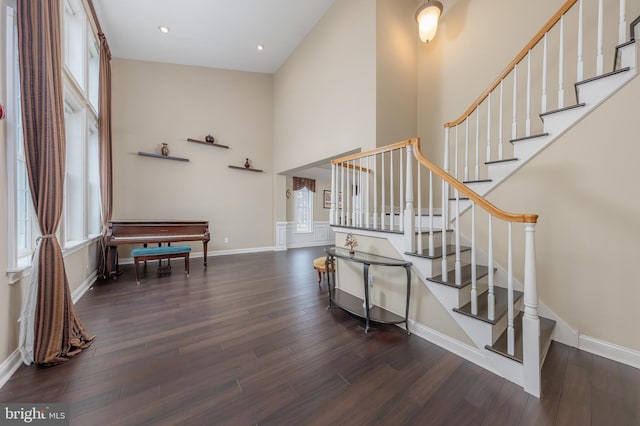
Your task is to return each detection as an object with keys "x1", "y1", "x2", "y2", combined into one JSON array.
[
  {"x1": 383, "y1": 231, "x2": 528, "y2": 388},
  {"x1": 452, "y1": 40, "x2": 638, "y2": 219}
]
